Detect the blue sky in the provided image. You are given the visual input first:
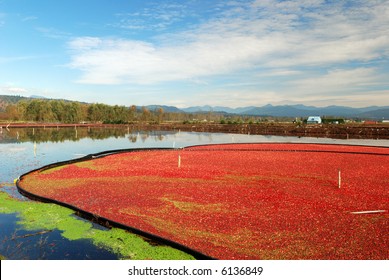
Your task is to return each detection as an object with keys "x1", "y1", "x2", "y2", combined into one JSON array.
[{"x1": 1, "y1": 0, "x2": 388, "y2": 108}]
